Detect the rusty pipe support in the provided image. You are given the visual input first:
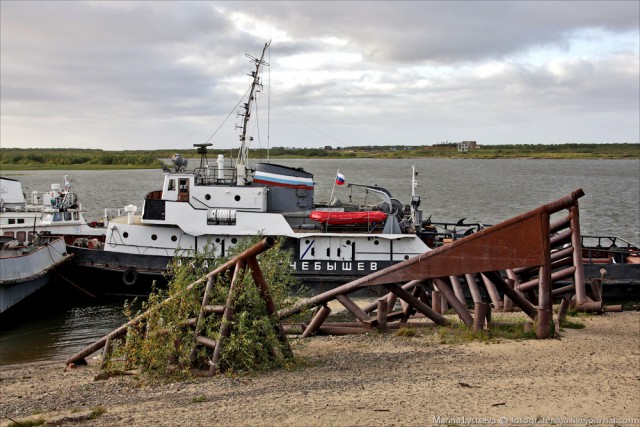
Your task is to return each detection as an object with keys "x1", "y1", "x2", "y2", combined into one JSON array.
[
  {"x1": 570, "y1": 205, "x2": 588, "y2": 305},
  {"x1": 537, "y1": 267, "x2": 552, "y2": 339},
  {"x1": 195, "y1": 335, "x2": 218, "y2": 350},
  {"x1": 549, "y1": 229, "x2": 573, "y2": 249},
  {"x1": 480, "y1": 273, "x2": 503, "y2": 311},
  {"x1": 516, "y1": 266, "x2": 576, "y2": 292},
  {"x1": 363, "y1": 280, "x2": 421, "y2": 314},
  {"x1": 513, "y1": 246, "x2": 574, "y2": 276},
  {"x1": 246, "y1": 256, "x2": 293, "y2": 359},
  {"x1": 589, "y1": 279, "x2": 603, "y2": 302},
  {"x1": 383, "y1": 283, "x2": 449, "y2": 326},
  {"x1": 551, "y1": 284, "x2": 575, "y2": 296},
  {"x1": 473, "y1": 302, "x2": 490, "y2": 333},
  {"x1": 434, "y1": 277, "x2": 473, "y2": 327},
  {"x1": 432, "y1": 289, "x2": 442, "y2": 314},
  {"x1": 575, "y1": 301, "x2": 604, "y2": 313},
  {"x1": 550, "y1": 214, "x2": 571, "y2": 233},
  {"x1": 465, "y1": 273, "x2": 483, "y2": 304},
  {"x1": 210, "y1": 258, "x2": 247, "y2": 376},
  {"x1": 377, "y1": 298, "x2": 388, "y2": 331},
  {"x1": 536, "y1": 207, "x2": 553, "y2": 339},
  {"x1": 557, "y1": 295, "x2": 571, "y2": 326},
  {"x1": 189, "y1": 274, "x2": 217, "y2": 360},
  {"x1": 301, "y1": 305, "x2": 332, "y2": 338},
  {"x1": 449, "y1": 275, "x2": 466, "y2": 305},
  {"x1": 483, "y1": 271, "x2": 538, "y2": 320},
  {"x1": 336, "y1": 294, "x2": 374, "y2": 325}
]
